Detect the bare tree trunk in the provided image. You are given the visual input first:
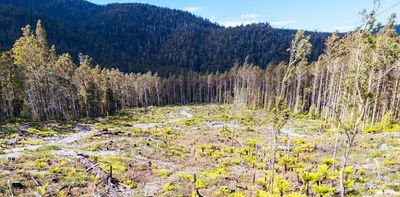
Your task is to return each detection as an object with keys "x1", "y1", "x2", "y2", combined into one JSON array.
[
  {"x1": 294, "y1": 74, "x2": 302, "y2": 114},
  {"x1": 371, "y1": 71, "x2": 382, "y2": 124}
]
